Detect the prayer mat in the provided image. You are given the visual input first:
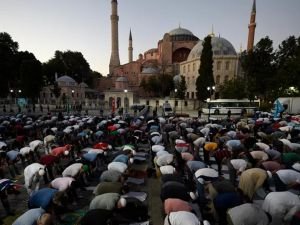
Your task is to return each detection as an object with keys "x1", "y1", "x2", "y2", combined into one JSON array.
[
  {"x1": 126, "y1": 177, "x2": 145, "y2": 185},
  {"x1": 122, "y1": 191, "x2": 147, "y2": 202}
]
